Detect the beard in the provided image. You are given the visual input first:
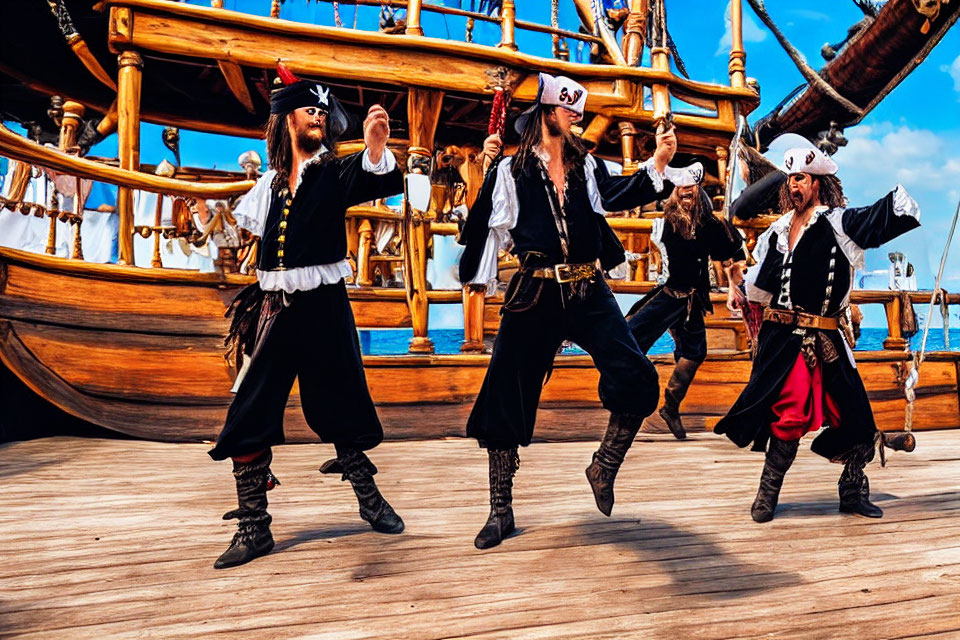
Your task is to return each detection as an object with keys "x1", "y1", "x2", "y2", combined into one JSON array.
[
  {"x1": 544, "y1": 114, "x2": 564, "y2": 138},
  {"x1": 790, "y1": 187, "x2": 814, "y2": 212},
  {"x1": 663, "y1": 198, "x2": 697, "y2": 240},
  {"x1": 295, "y1": 125, "x2": 325, "y2": 154}
]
